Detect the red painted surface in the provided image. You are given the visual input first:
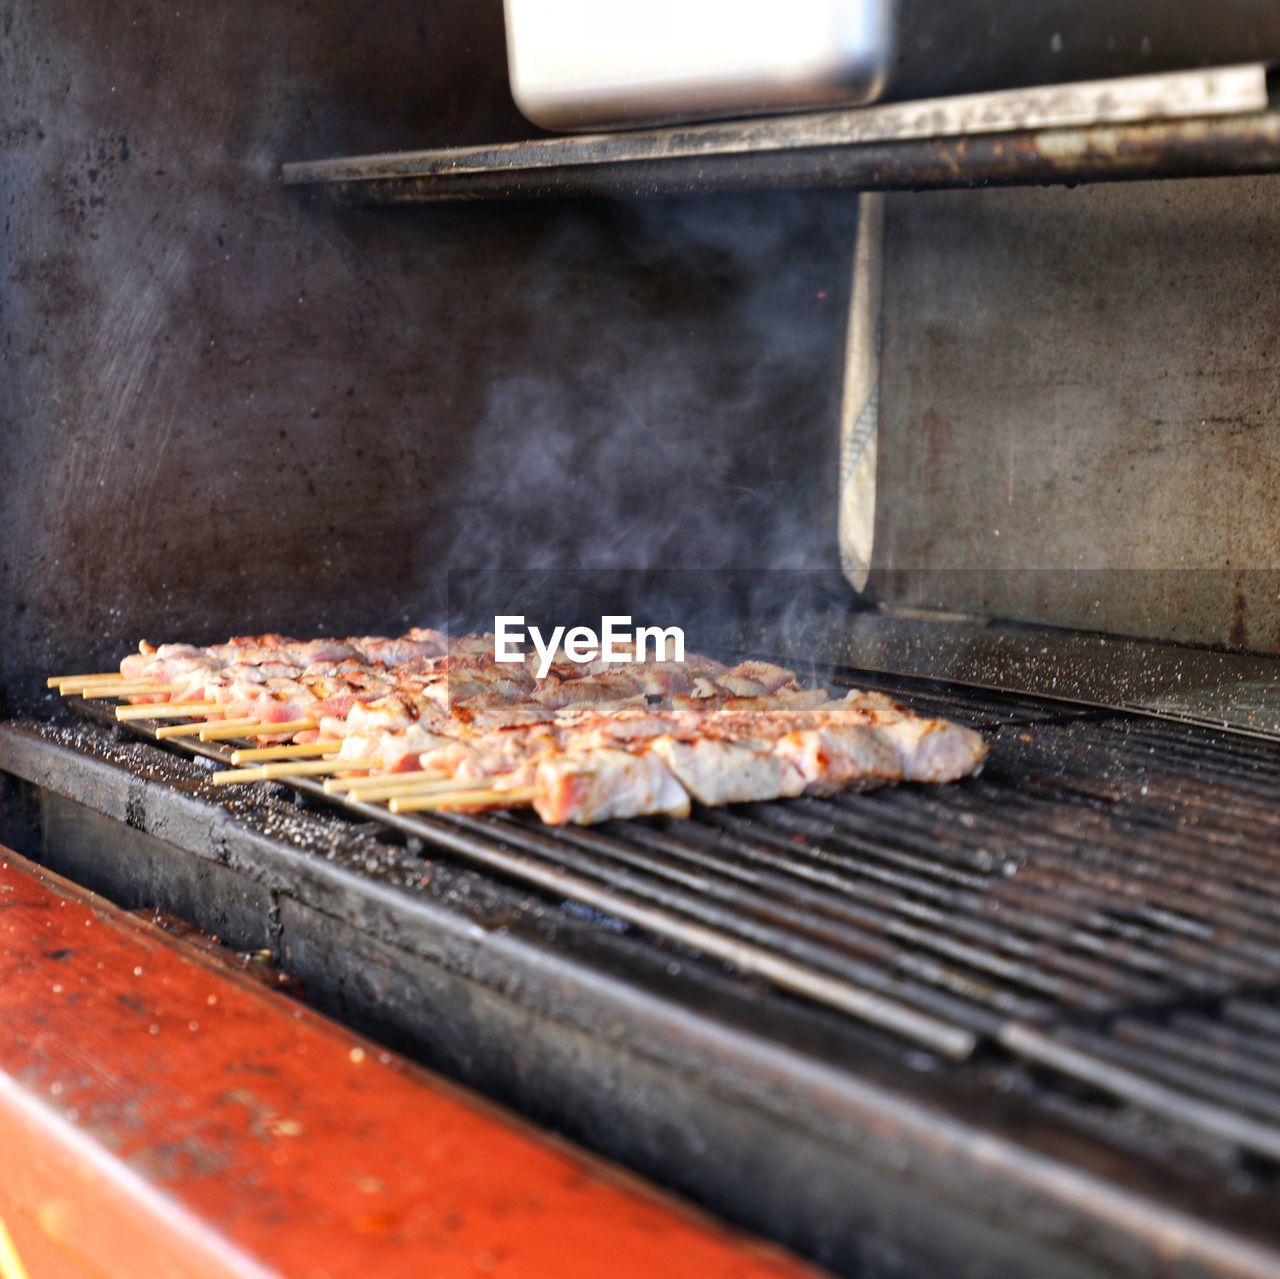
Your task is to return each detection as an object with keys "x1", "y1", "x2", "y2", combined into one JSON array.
[{"x1": 0, "y1": 848, "x2": 822, "y2": 1279}]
